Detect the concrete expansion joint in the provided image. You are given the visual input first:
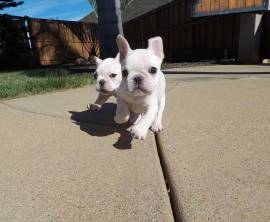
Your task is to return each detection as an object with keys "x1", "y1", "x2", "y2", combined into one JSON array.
[{"x1": 154, "y1": 134, "x2": 184, "y2": 222}]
